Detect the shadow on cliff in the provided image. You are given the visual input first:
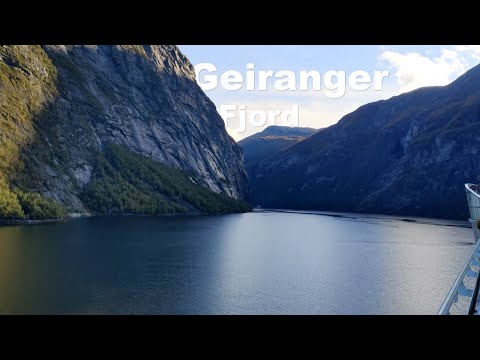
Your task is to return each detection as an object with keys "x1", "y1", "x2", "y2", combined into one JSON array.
[{"x1": 14, "y1": 45, "x2": 250, "y2": 207}]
